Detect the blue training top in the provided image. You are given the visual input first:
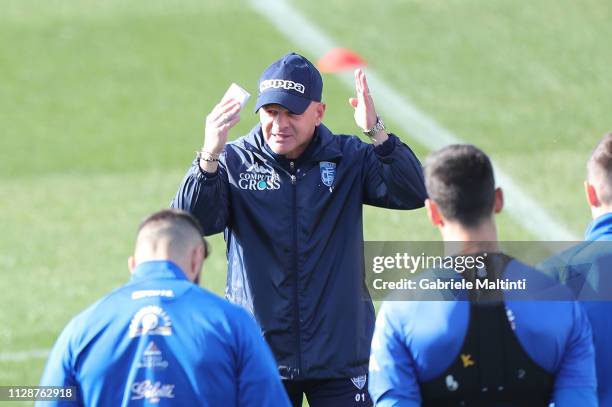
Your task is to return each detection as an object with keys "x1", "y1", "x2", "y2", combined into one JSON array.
[
  {"x1": 37, "y1": 260, "x2": 291, "y2": 407},
  {"x1": 368, "y1": 258, "x2": 597, "y2": 407},
  {"x1": 540, "y1": 212, "x2": 612, "y2": 407}
]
